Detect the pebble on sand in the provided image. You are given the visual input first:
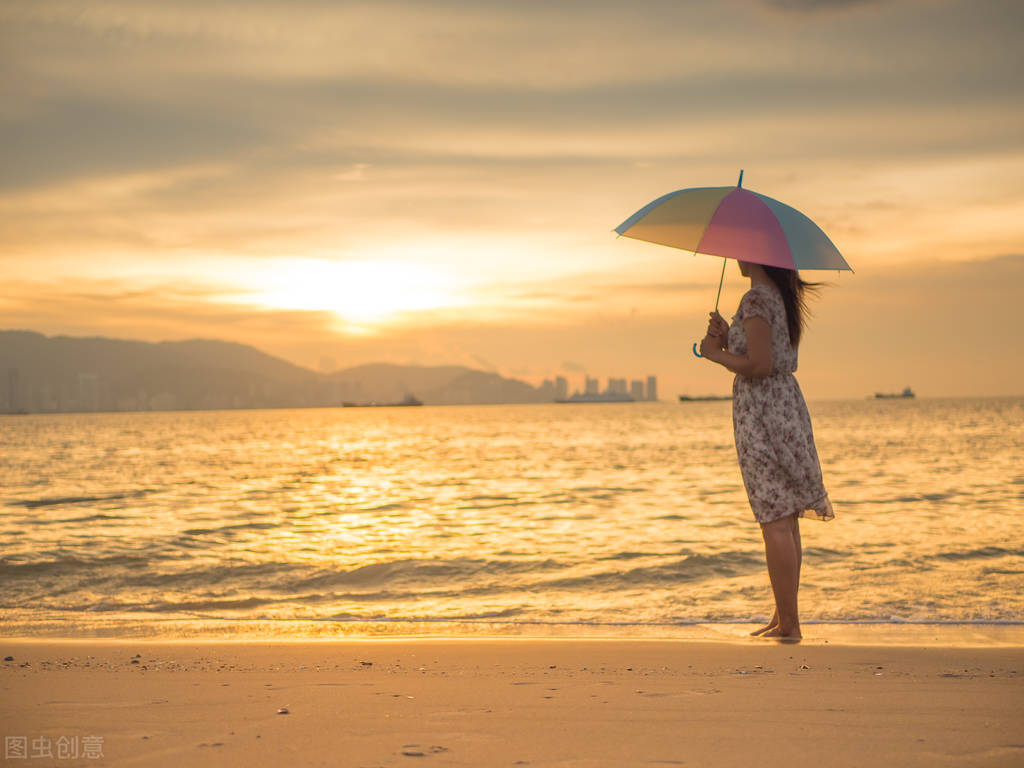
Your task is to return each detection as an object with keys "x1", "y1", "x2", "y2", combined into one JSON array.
[
  {"x1": 401, "y1": 745, "x2": 448, "y2": 757},
  {"x1": 277, "y1": 707, "x2": 290, "y2": 715}
]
